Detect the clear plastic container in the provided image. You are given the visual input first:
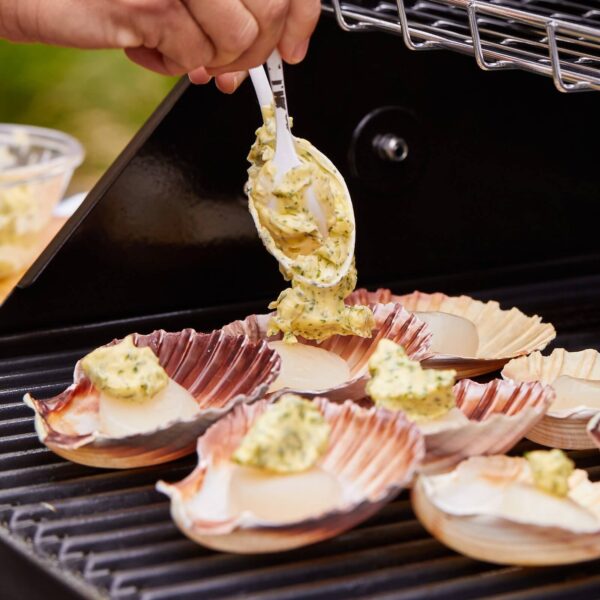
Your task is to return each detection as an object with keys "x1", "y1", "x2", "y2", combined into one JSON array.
[{"x1": 0, "y1": 124, "x2": 84, "y2": 277}]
